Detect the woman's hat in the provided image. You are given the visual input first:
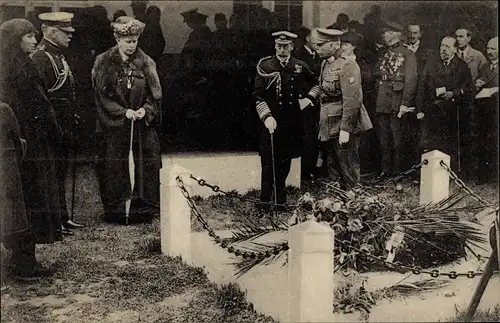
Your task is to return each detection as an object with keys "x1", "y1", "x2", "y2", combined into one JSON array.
[{"x1": 111, "y1": 16, "x2": 145, "y2": 36}]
